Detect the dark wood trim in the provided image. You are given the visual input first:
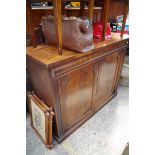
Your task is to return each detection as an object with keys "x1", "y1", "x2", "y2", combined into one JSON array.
[
  {"x1": 47, "y1": 110, "x2": 54, "y2": 149},
  {"x1": 26, "y1": 0, "x2": 37, "y2": 47},
  {"x1": 51, "y1": 80, "x2": 64, "y2": 139}
]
